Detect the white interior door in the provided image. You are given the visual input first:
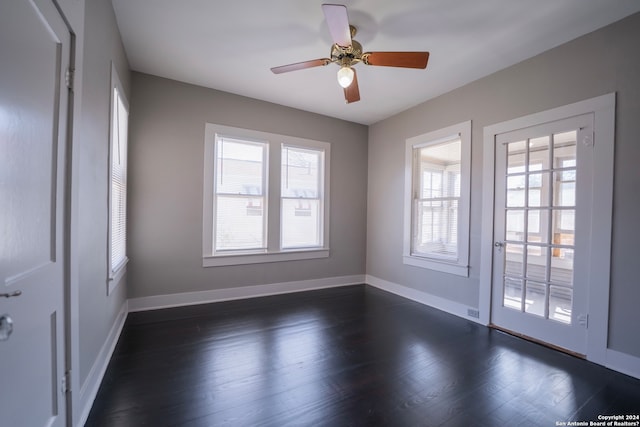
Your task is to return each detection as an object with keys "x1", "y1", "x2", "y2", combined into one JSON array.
[
  {"x1": 491, "y1": 114, "x2": 593, "y2": 355},
  {"x1": 0, "y1": 1, "x2": 71, "y2": 426}
]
